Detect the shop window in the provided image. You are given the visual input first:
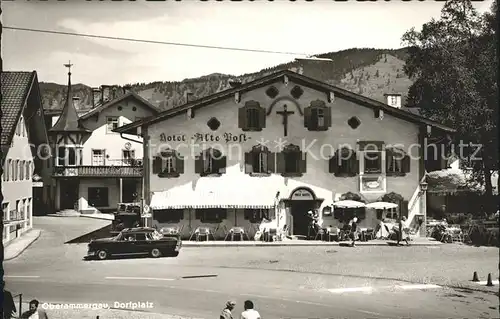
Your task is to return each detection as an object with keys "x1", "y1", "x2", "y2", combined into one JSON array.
[
  {"x1": 88, "y1": 187, "x2": 109, "y2": 207},
  {"x1": 238, "y1": 100, "x2": 266, "y2": 132},
  {"x1": 106, "y1": 116, "x2": 119, "y2": 133},
  {"x1": 277, "y1": 144, "x2": 306, "y2": 177},
  {"x1": 386, "y1": 147, "x2": 410, "y2": 176},
  {"x1": 304, "y1": 100, "x2": 331, "y2": 131},
  {"x1": 244, "y1": 145, "x2": 274, "y2": 175},
  {"x1": 153, "y1": 209, "x2": 184, "y2": 223},
  {"x1": 244, "y1": 209, "x2": 270, "y2": 223},
  {"x1": 195, "y1": 209, "x2": 227, "y2": 223},
  {"x1": 195, "y1": 148, "x2": 226, "y2": 176},
  {"x1": 153, "y1": 149, "x2": 184, "y2": 178},
  {"x1": 329, "y1": 148, "x2": 358, "y2": 177}
]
